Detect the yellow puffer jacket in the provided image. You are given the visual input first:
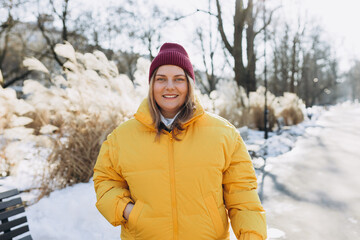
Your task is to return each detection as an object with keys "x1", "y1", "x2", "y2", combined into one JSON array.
[{"x1": 93, "y1": 99, "x2": 266, "y2": 240}]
